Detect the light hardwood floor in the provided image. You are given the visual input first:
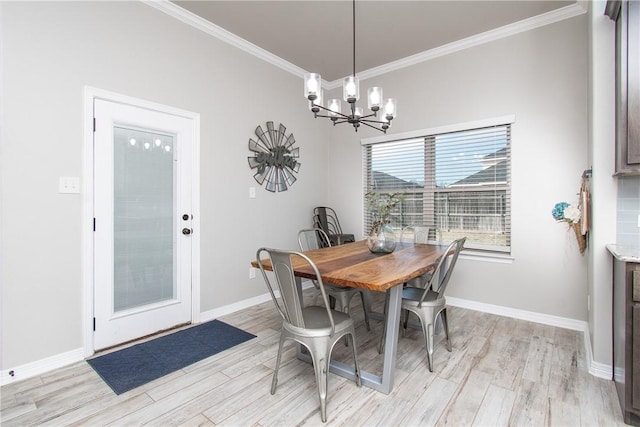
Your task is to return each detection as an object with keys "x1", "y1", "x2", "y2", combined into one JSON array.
[{"x1": 0, "y1": 290, "x2": 627, "y2": 426}]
